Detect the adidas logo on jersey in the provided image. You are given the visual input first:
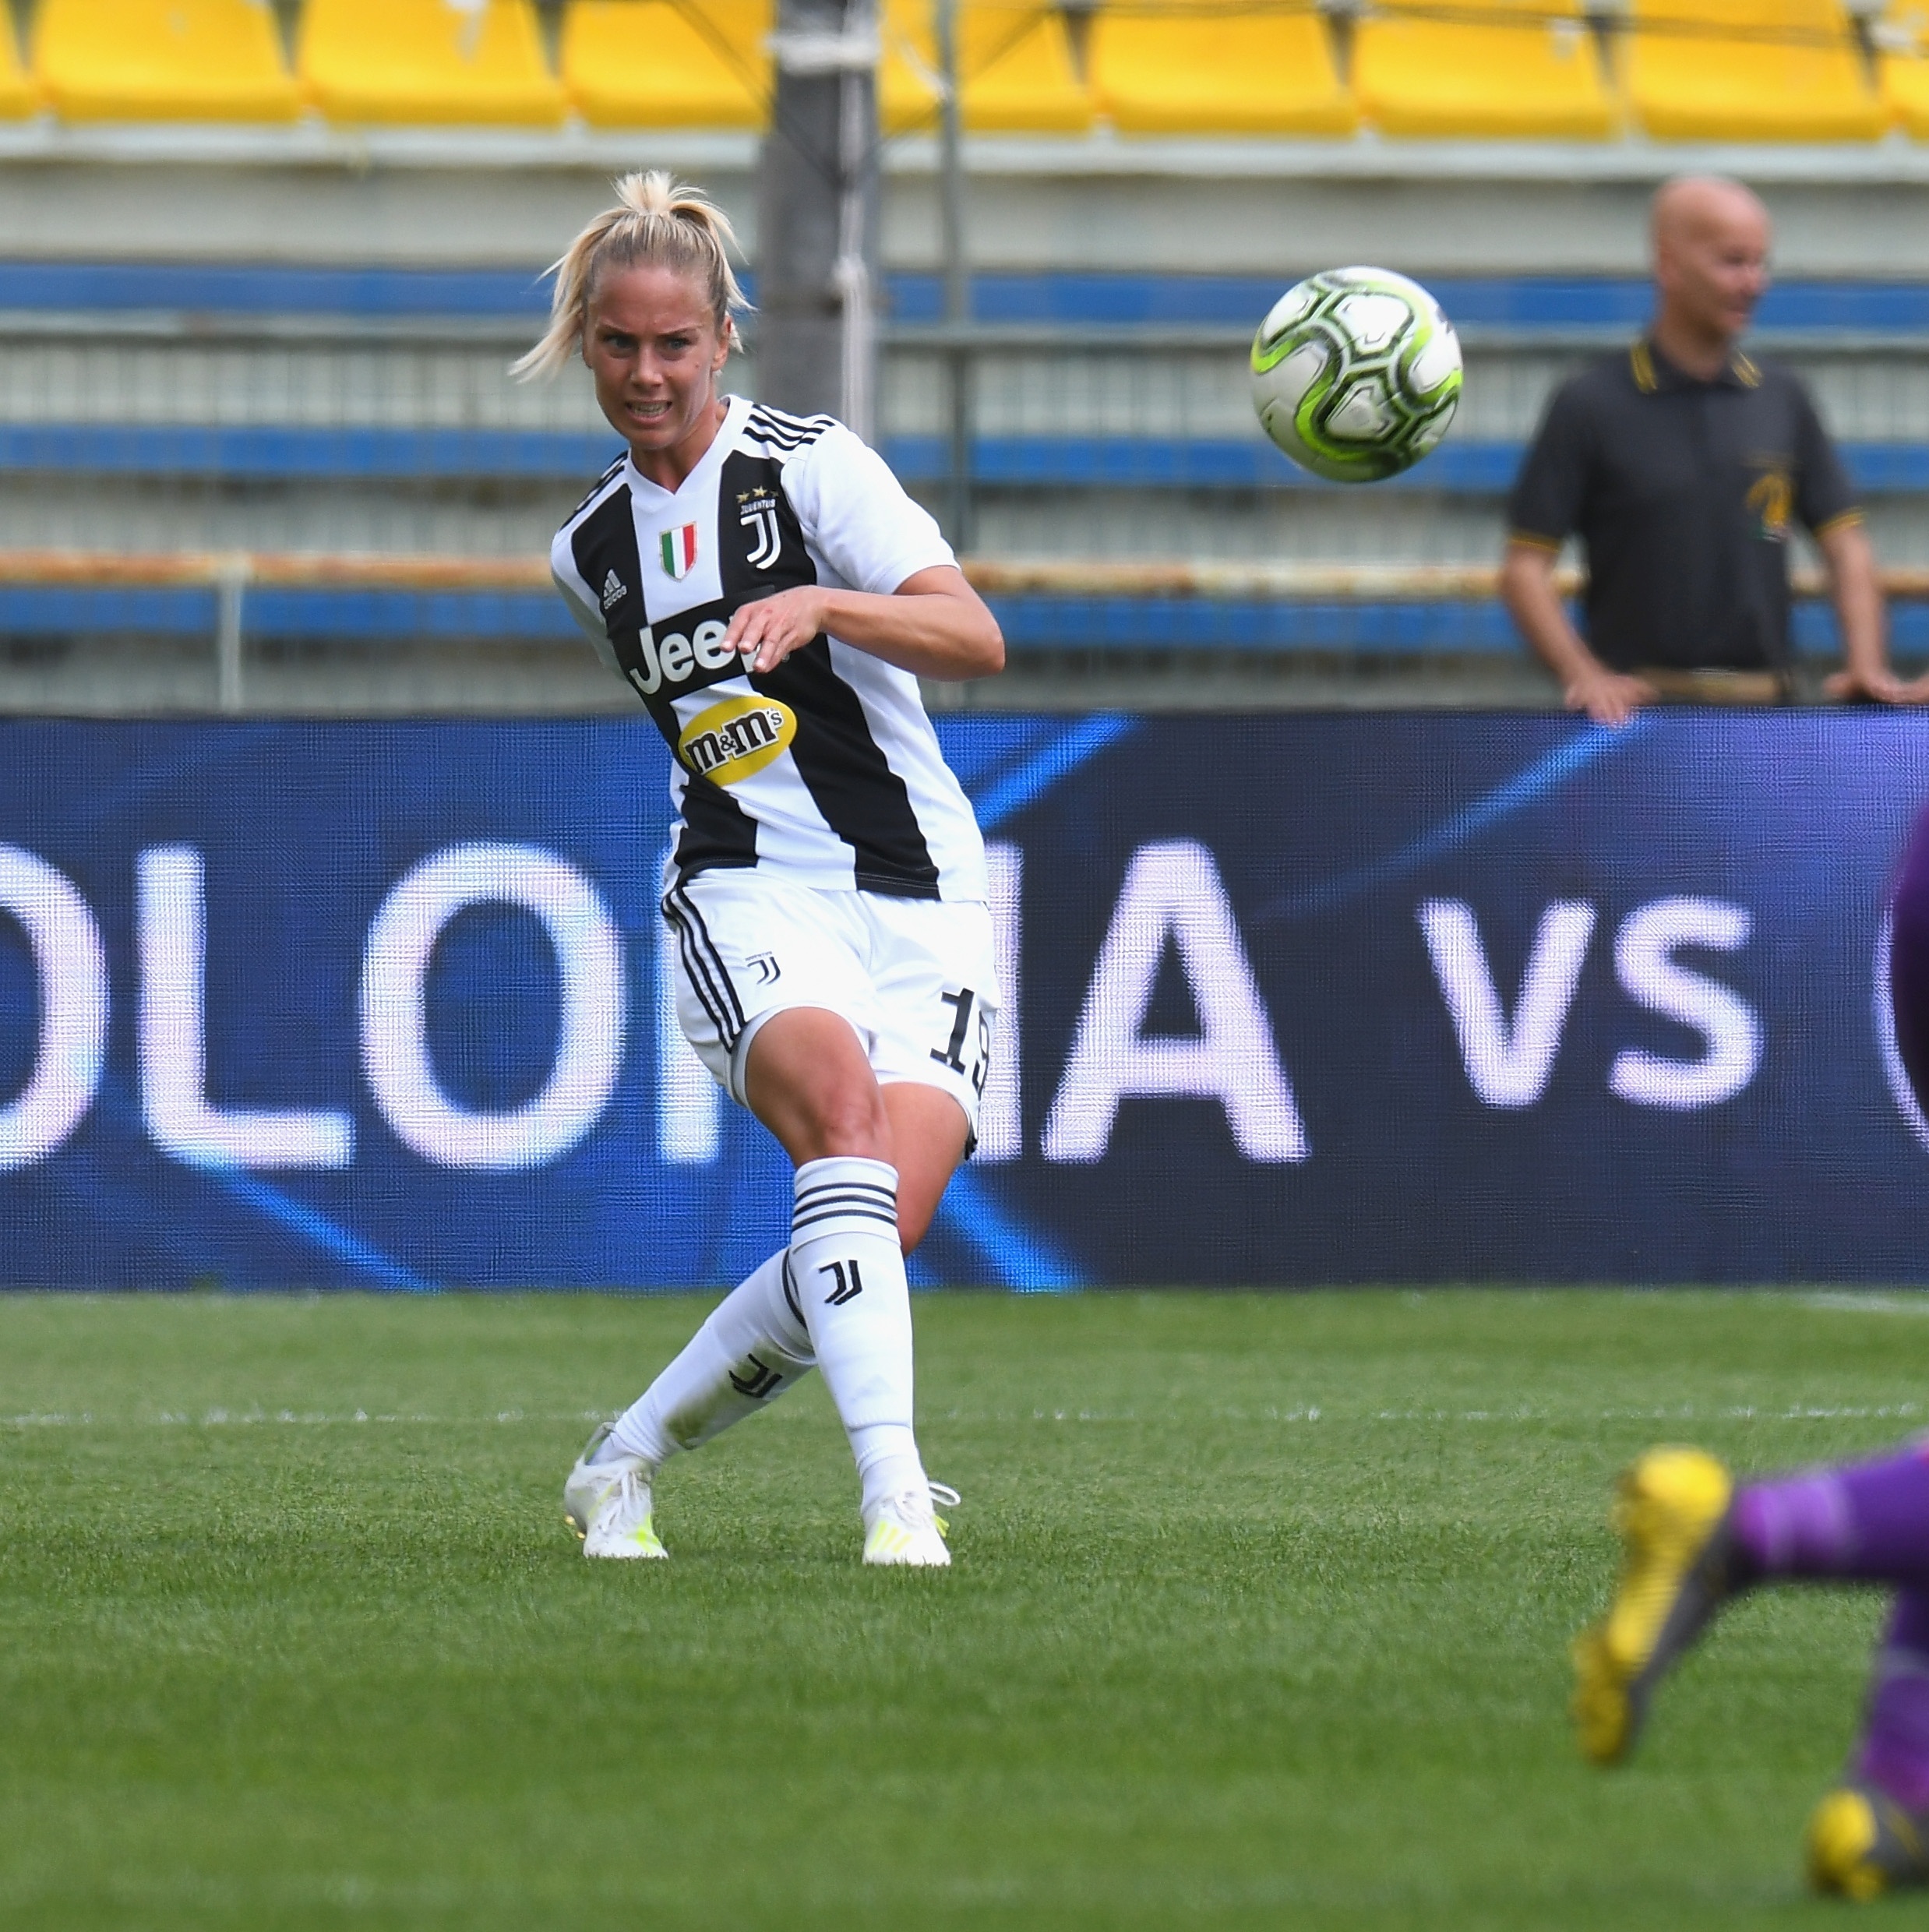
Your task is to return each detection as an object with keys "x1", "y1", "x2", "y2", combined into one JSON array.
[{"x1": 600, "y1": 569, "x2": 628, "y2": 613}]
